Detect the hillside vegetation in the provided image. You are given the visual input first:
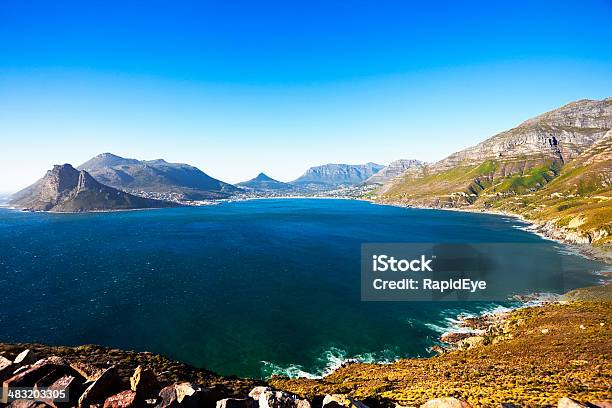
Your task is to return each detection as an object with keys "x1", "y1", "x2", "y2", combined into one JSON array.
[
  {"x1": 378, "y1": 98, "x2": 612, "y2": 245},
  {"x1": 271, "y1": 294, "x2": 612, "y2": 407}
]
